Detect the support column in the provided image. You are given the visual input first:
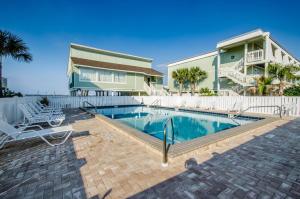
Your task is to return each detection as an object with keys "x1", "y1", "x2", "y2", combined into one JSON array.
[
  {"x1": 264, "y1": 33, "x2": 270, "y2": 62},
  {"x1": 264, "y1": 62, "x2": 268, "y2": 77},
  {"x1": 244, "y1": 43, "x2": 248, "y2": 75},
  {"x1": 217, "y1": 49, "x2": 221, "y2": 93},
  {"x1": 264, "y1": 33, "x2": 270, "y2": 77}
]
